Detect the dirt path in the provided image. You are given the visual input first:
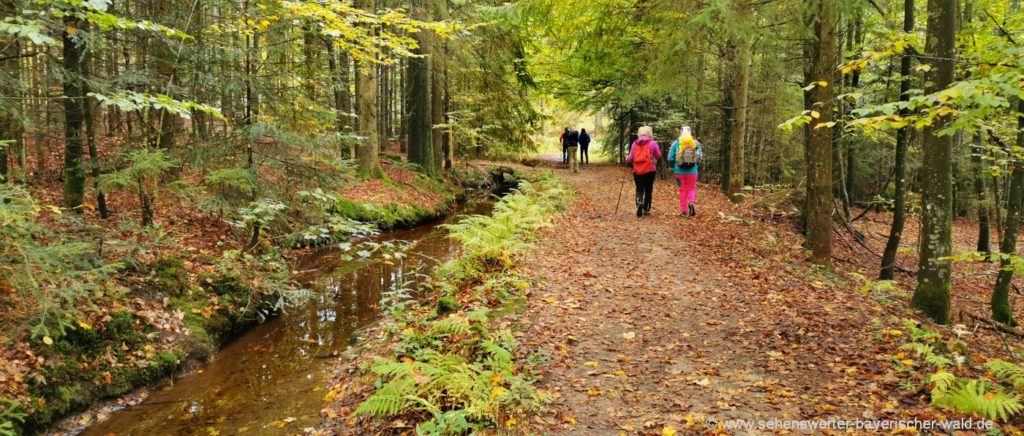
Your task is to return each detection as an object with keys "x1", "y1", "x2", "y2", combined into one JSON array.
[{"x1": 519, "y1": 163, "x2": 900, "y2": 434}]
